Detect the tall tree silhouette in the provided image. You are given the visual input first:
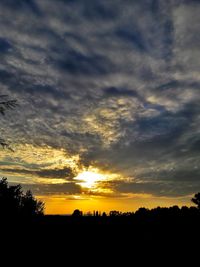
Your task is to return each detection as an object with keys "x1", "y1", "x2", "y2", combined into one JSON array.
[
  {"x1": 0, "y1": 177, "x2": 22, "y2": 216},
  {"x1": 191, "y1": 193, "x2": 200, "y2": 209},
  {"x1": 0, "y1": 95, "x2": 17, "y2": 149},
  {"x1": 0, "y1": 178, "x2": 44, "y2": 217}
]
